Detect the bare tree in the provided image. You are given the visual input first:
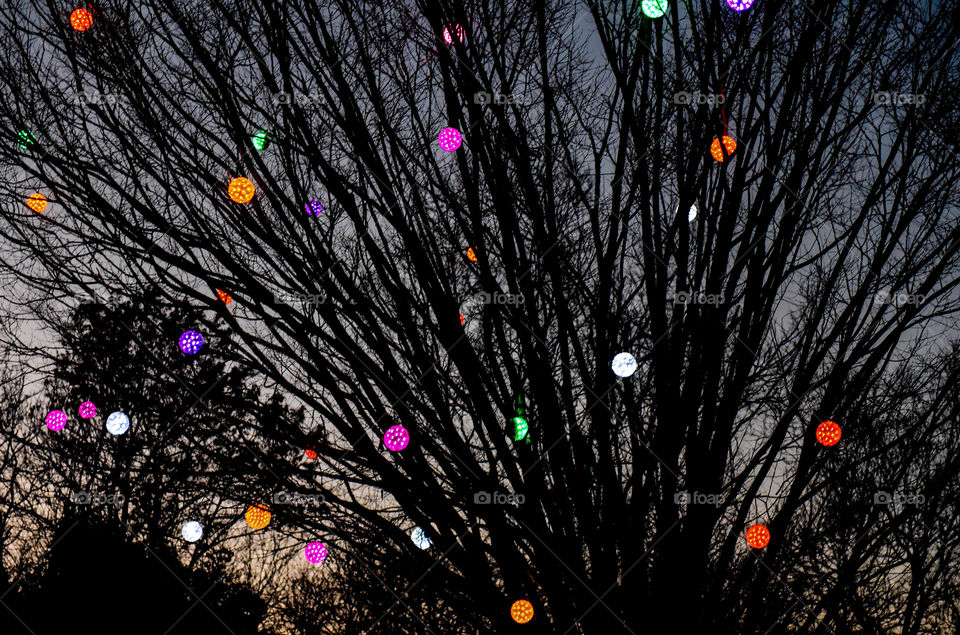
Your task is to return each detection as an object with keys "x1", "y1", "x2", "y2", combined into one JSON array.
[{"x1": 0, "y1": 0, "x2": 958, "y2": 632}]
